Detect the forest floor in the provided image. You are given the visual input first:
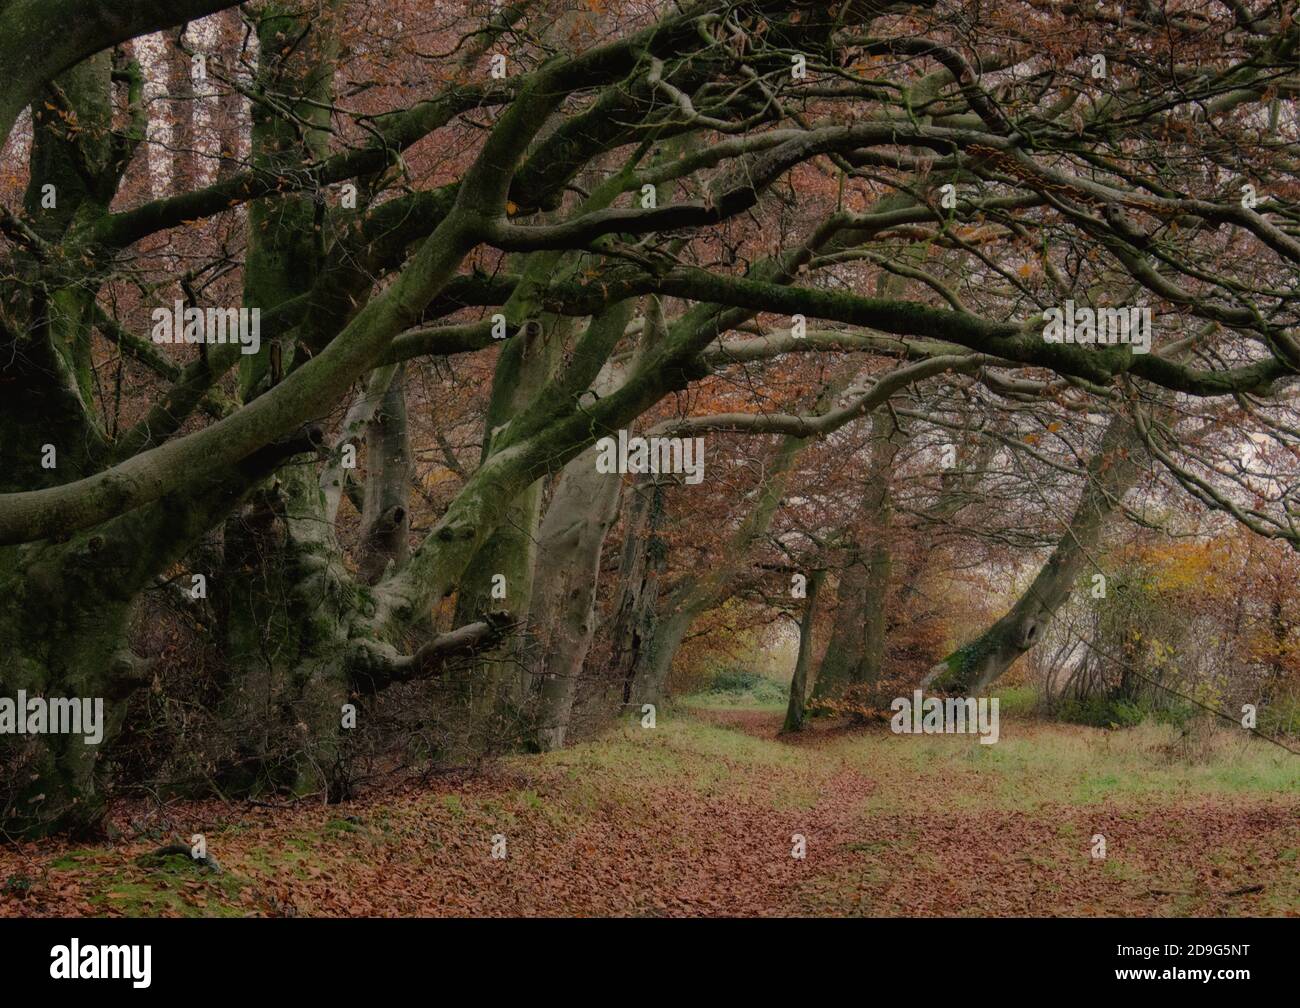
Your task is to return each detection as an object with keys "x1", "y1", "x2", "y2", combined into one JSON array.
[{"x1": 2, "y1": 694, "x2": 1297, "y2": 917}]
